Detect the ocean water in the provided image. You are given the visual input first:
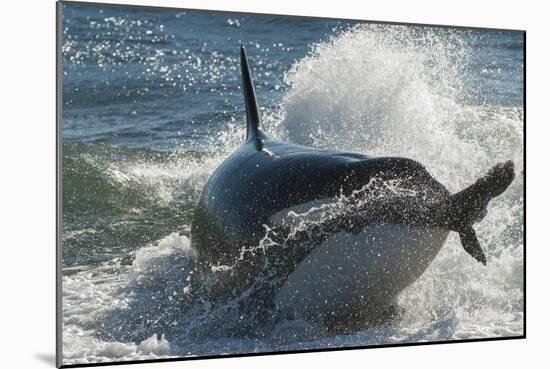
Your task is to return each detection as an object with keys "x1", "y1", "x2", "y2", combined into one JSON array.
[{"x1": 60, "y1": 3, "x2": 524, "y2": 365}]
